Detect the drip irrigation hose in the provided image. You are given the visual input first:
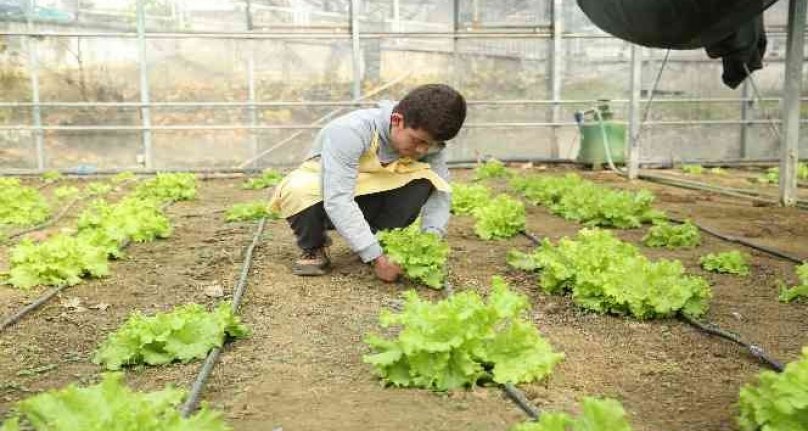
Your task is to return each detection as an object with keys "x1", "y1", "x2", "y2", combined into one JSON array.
[
  {"x1": 677, "y1": 313, "x2": 784, "y2": 372},
  {"x1": 0, "y1": 285, "x2": 68, "y2": 332},
  {"x1": 0, "y1": 201, "x2": 171, "y2": 334},
  {"x1": 516, "y1": 231, "x2": 786, "y2": 372},
  {"x1": 520, "y1": 231, "x2": 542, "y2": 245},
  {"x1": 180, "y1": 215, "x2": 268, "y2": 417},
  {"x1": 637, "y1": 172, "x2": 808, "y2": 210},
  {"x1": 593, "y1": 109, "x2": 808, "y2": 260},
  {"x1": 502, "y1": 383, "x2": 541, "y2": 420},
  {"x1": 439, "y1": 278, "x2": 543, "y2": 421},
  {"x1": 666, "y1": 217, "x2": 804, "y2": 264},
  {"x1": 9, "y1": 178, "x2": 139, "y2": 240},
  {"x1": 8, "y1": 197, "x2": 81, "y2": 240}
]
